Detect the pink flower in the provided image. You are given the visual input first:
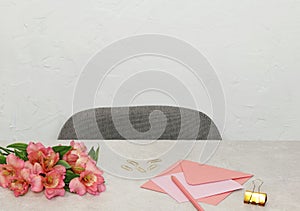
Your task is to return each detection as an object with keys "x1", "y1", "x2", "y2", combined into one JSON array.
[
  {"x1": 63, "y1": 153, "x2": 78, "y2": 167},
  {"x1": 69, "y1": 170, "x2": 105, "y2": 196},
  {"x1": 27, "y1": 142, "x2": 45, "y2": 154},
  {"x1": 70, "y1": 141, "x2": 87, "y2": 154},
  {"x1": 0, "y1": 154, "x2": 25, "y2": 188},
  {"x1": 0, "y1": 154, "x2": 31, "y2": 196},
  {"x1": 40, "y1": 147, "x2": 60, "y2": 172},
  {"x1": 29, "y1": 163, "x2": 66, "y2": 199},
  {"x1": 0, "y1": 165, "x2": 16, "y2": 188},
  {"x1": 8, "y1": 177, "x2": 29, "y2": 197},
  {"x1": 26, "y1": 142, "x2": 47, "y2": 167},
  {"x1": 42, "y1": 166, "x2": 66, "y2": 199},
  {"x1": 63, "y1": 141, "x2": 87, "y2": 167},
  {"x1": 71, "y1": 156, "x2": 89, "y2": 174},
  {"x1": 68, "y1": 145, "x2": 103, "y2": 191},
  {"x1": 27, "y1": 142, "x2": 59, "y2": 172},
  {"x1": 71, "y1": 155, "x2": 102, "y2": 175}
]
